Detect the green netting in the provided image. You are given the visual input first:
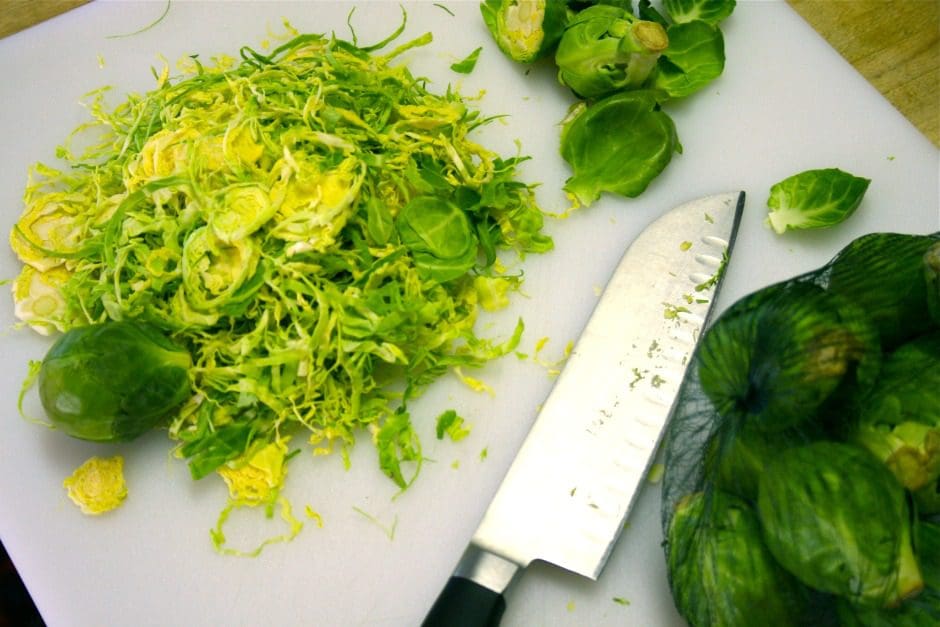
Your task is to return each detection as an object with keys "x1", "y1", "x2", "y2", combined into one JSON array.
[{"x1": 661, "y1": 231, "x2": 940, "y2": 626}]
